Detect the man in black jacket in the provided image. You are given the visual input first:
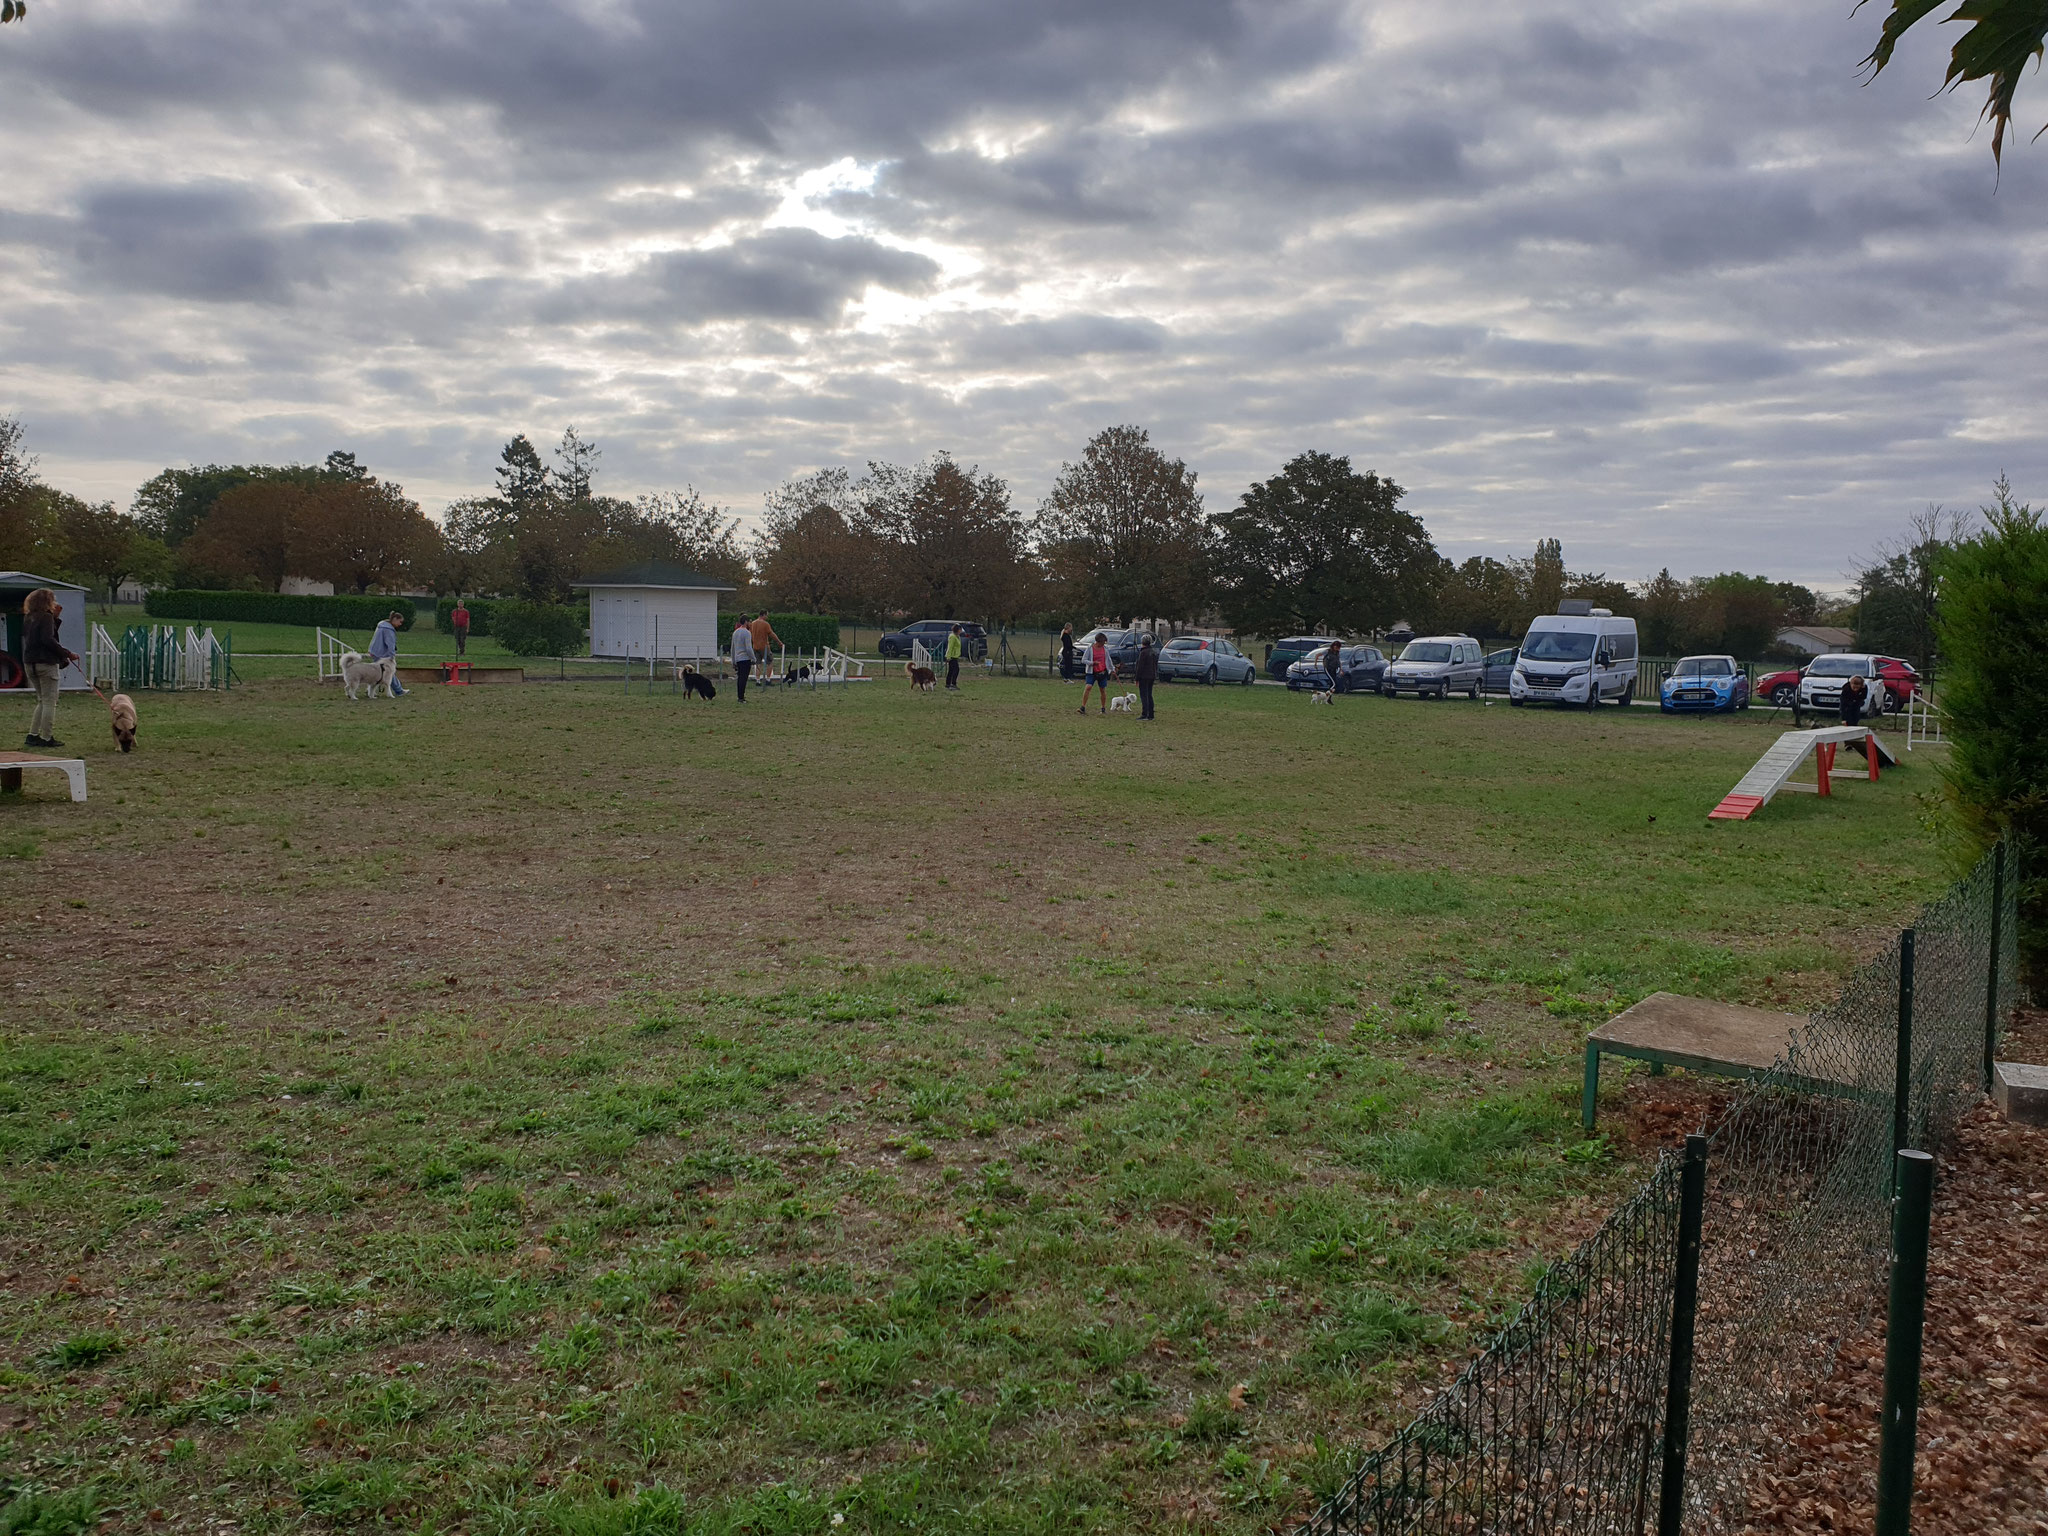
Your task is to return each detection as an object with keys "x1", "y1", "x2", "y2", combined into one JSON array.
[
  {"x1": 21, "y1": 587, "x2": 78, "y2": 749},
  {"x1": 1135, "y1": 634, "x2": 1159, "y2": 720}
]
